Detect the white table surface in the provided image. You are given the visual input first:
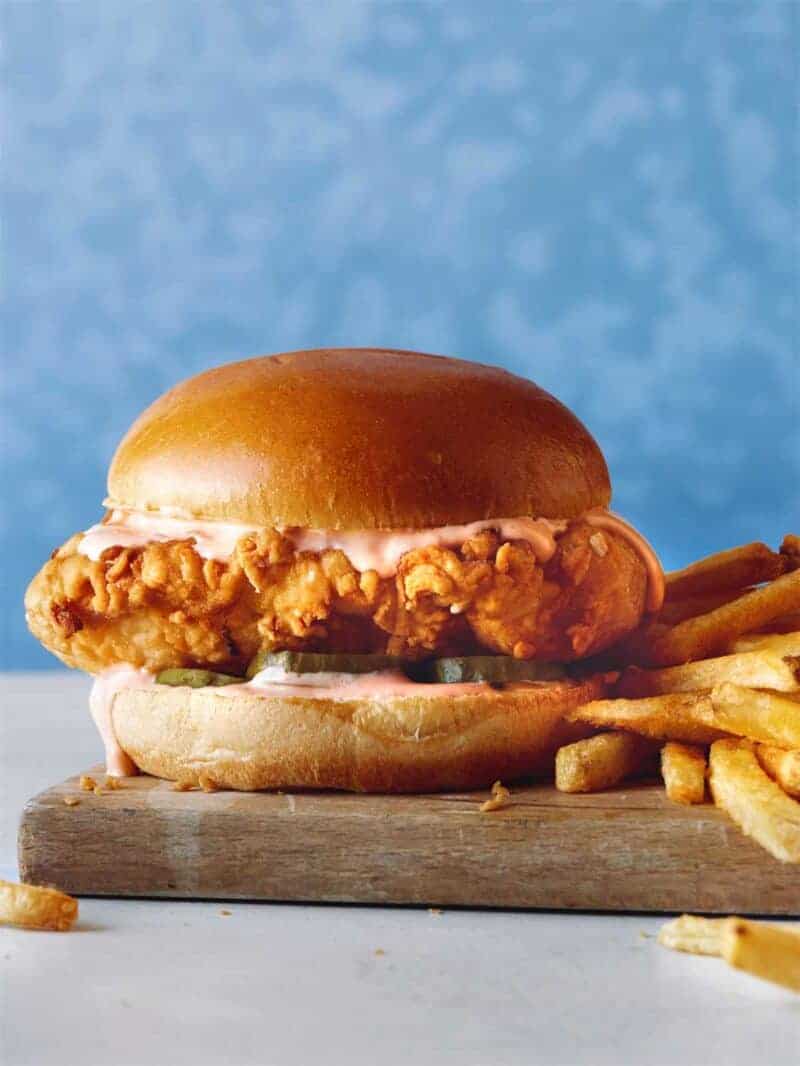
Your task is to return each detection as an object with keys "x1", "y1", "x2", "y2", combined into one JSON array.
[{"x1": 1, "y1": 672, "x2": 798, "y2": 1066}]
